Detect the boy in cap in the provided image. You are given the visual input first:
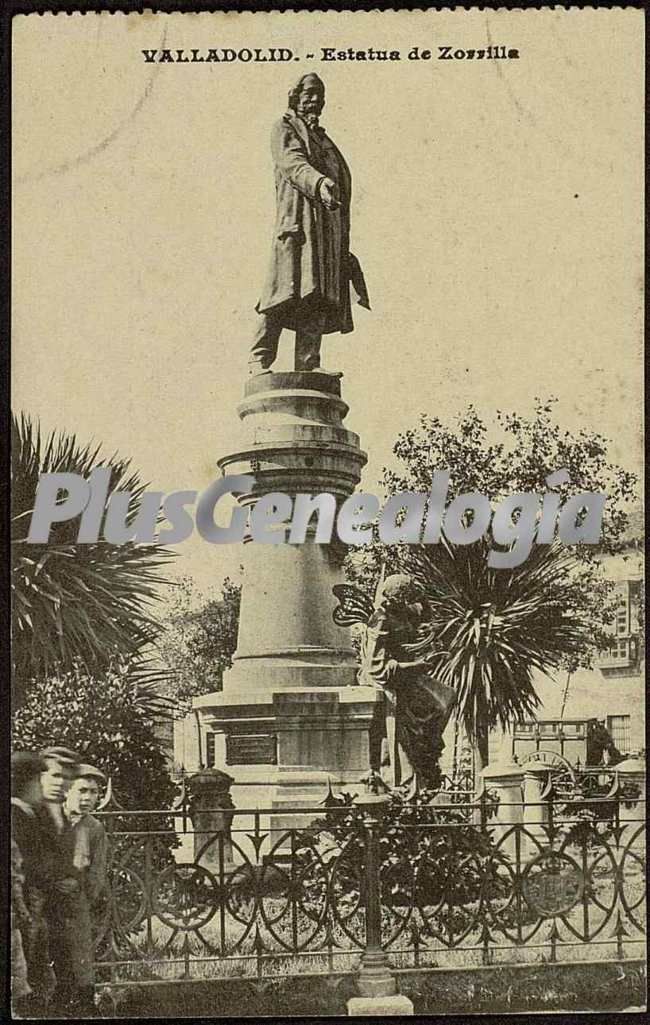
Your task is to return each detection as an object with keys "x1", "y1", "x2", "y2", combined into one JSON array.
[
  {"x1": 11, "y1": 751, "x2": 56, "y2": 1014},
  {"x1": 37, "y1": 745, "x2": 85, "y2": 1014},
  {"x1": 40, "y1": 746, "x2": 80, "y2": 827},
  {"x1": 60, "y1": 763, "x2": 108, "y2": 1015}
]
